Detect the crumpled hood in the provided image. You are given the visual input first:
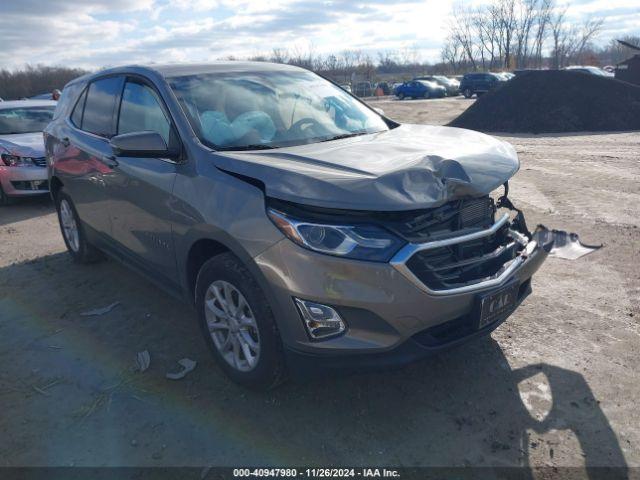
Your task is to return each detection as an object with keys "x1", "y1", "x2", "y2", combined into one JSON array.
[
  {"x1": 0, "y1": 132, "x2": 45, "y2": 157},
  {"x1": 214, "y1": 124, "x2": 519, "y2": 211}
]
